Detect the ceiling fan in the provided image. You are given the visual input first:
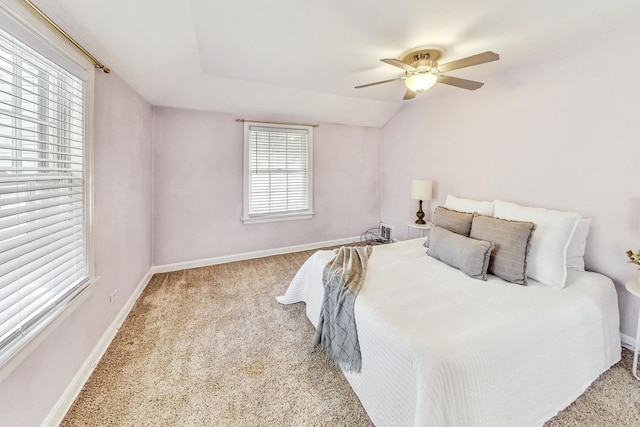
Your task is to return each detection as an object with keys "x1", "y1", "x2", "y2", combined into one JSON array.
[{"x1": 355, "y1": 46, "x2": 499, "y2": 100}]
